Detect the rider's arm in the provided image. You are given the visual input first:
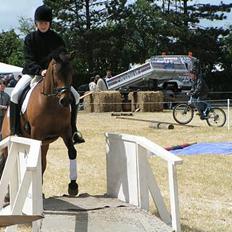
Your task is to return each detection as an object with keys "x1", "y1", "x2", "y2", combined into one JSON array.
[{"x1": 23, "y1": 33, "x2": 43, "y2": 76}]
